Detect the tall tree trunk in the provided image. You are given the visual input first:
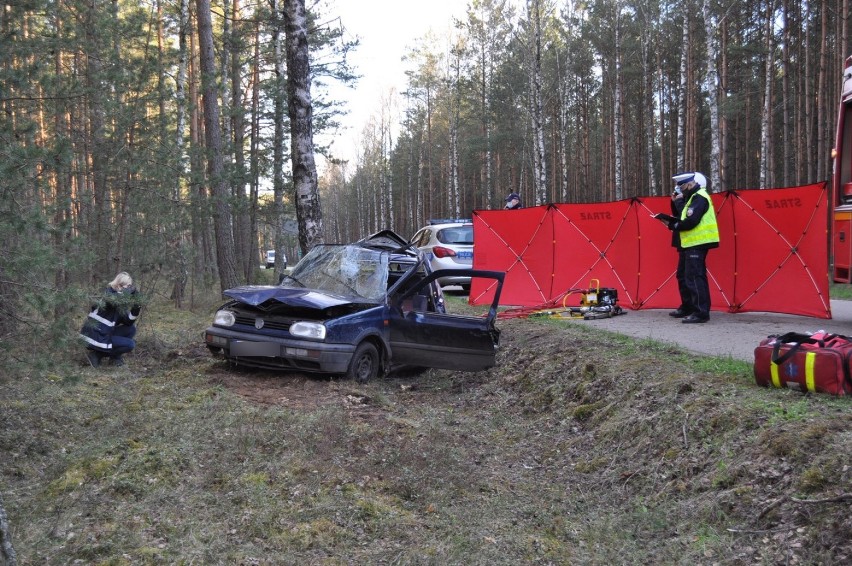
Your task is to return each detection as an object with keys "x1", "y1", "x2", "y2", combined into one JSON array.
[
  {"x1": 759, "y1": 0, "x2": 774, "y2": 188},
  {"x1": 417, "y1": 127, "x2": 425, "y2": 223},
  {"x1": 171, "y1": 0, "x2": 190, "y2": 307},
  {"x1": 230, "y1": 0, "x2": 252, "y2": 281},
  {"x1": 52, "y1": 4, "x2": 72, "y2": 312},
  {"x1": 271, "y1": 0, "x2": 288, "y2": 279},
  {"x1": 527, "y1": 0, "x2": 547, "y2": 204},
  {"x1": 795, "y1": 0, "x2": 805, "y2": 185},
  {"x1": 176, "y1": 0, "x2": 189, "y2": 181},
  {"x1": 379, "y1": 103, "x2": 389, "y2": 226},
  {"x1": 781, "y1": 0, "x2": 792, "y2": 187},
  {"x1": 283, "y1": 0, "x2": 323, "y2": 253},
  {"x1": 581, "y1": 87, "x2": 591, "y2": 195},
  {"x1": 657, "y1": 50, "x2": 668, "y2": 188},
  {"x1": 426, "y1": 87, "x2": 433, "y2": 219},
  {"x1": 641, "y1": 14, "x2": 658, "y2": 195},
  {"x1": 719, "y1": 16, "x2": 730, "y2": 189},
  {"x1": 613, "y1": 5, "x2": 624, "y2": 200},
  {"x1": 448, "y1": 43, "x2": 462, "y2": 218},
  {"x1": 815, "y1": 0, "x2": 828, "y2": 180},
  {"x1": 383, "y1": 96, "x2": 396, "y2": 227},
  {"x1": 196, "y1": 0, "x2": 239, "y2": 291},
  {"x1": 220, "y1": 0, "x2": 232, "y2": 157},
  {"x1": 677, "y1": 4, "x2": 689, "y2": 172},
  {"x1": 558, "y1": 51, "x2": 569, "y2": 201},
  {"x1": 249, "y1": 19, "x2": 261, "y2": 280},
  {"x1": 704, "y1": 0, "x2": 722, "y2": 192},
  {"x1": 85, "y1": 0, "x2": 111, "y2": 280},
  {"x1": 804, "y1": 0, "x2": 814, "y2": 181},
  {"x1": 406, "y1": 102, "x2": 419, "y2": 227},
  {"x1": 188, "y1": 13, "x2": 214, "y2": 287}
]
